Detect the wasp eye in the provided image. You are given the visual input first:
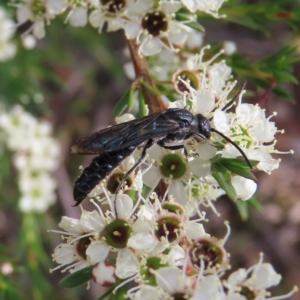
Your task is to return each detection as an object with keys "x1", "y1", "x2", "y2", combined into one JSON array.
[{"x1": 196, "y1": 115, "x2": 211, "y2": 140}]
